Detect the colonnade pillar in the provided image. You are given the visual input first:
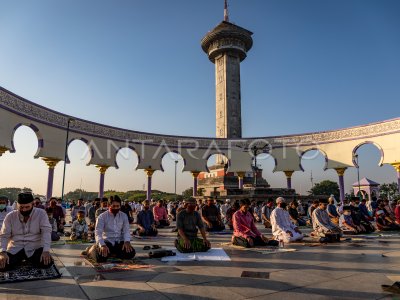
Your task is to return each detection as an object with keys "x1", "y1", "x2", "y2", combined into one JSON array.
[
  {"x1": 237, "y1": 172, "x2": 245, "y2": 189},
  {"x1": 335, "y1": 168, "x2": 347, "y2": 204},
  {"x1": 284, "y1": 171, "x2": 294, "y2": 189},
  {"x1": 96, "y1": 165, "x2": 110, "y2": 198},
  {"x1": 145, "y1": 168, "x2": 155, "y2": 200},
  {"x1": 391, "y1": 163, "x2": 400, "y2": 194},
  {"x1": 191, "y1": 171, "x2": 200, "y2": 196},
  {"x1": 42, "y1": 157, "x2": 61, "y2": 200}
]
